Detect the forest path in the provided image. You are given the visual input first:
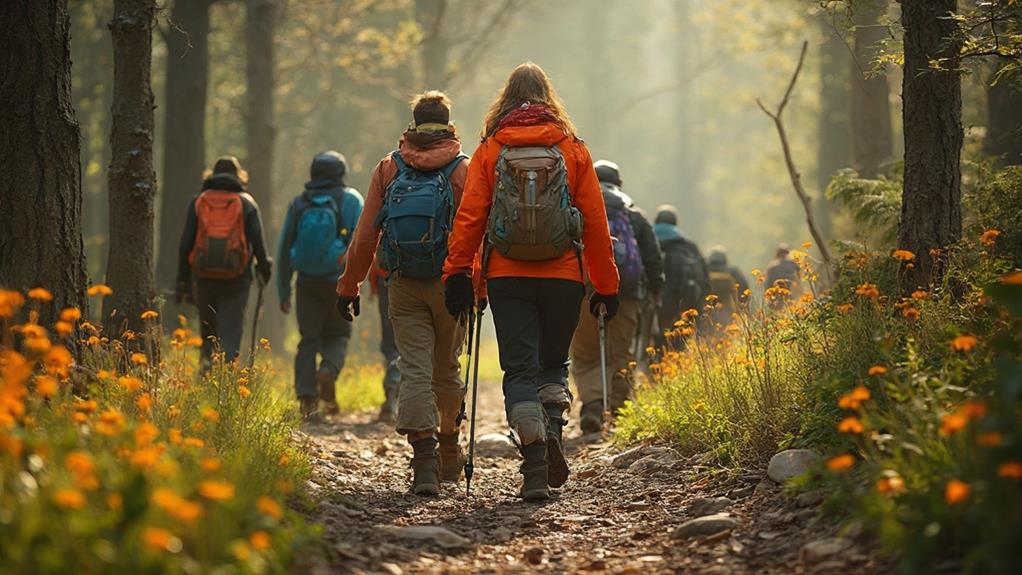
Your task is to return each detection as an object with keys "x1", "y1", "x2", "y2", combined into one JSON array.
[{"x1": 297, "y1": 382, "x2": 887, "y2": 574}]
